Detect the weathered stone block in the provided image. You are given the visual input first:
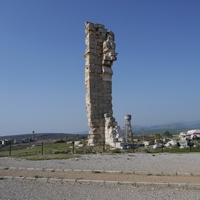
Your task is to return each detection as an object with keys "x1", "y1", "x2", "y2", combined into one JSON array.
[{"x1": 85, "y1": 22, "x2": 118, "y2": 146}]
